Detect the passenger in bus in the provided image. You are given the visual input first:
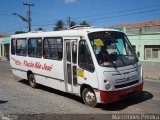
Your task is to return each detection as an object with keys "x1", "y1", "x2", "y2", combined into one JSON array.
[{"x1": 43, "y1": 49, "x2": 48, "y2": 58}]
